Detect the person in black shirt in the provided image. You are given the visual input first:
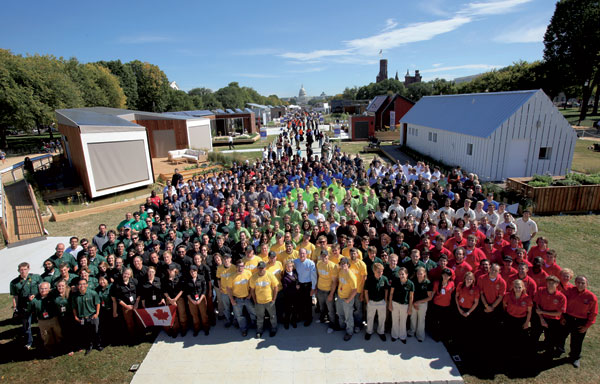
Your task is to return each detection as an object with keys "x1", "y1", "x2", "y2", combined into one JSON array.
[
  {"x1": 140, "y1": 267, "x2": 164, "y2": 308},
  {"x1": 111, "y1": 268, "x2": 139, "y2": 344},
  {"x1": 185, "y1": 265, "x2": 210, "y2": 336},
  {"x1": 174, "y1": 246, "x2": 193, "y2": 275},
  {"x1": 131, "y1": 257, "x2": 148, "y2": 288},
  {"x1": 162, "y1": 265, "x2": 188, "y2": 337}
]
